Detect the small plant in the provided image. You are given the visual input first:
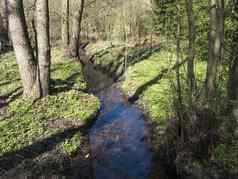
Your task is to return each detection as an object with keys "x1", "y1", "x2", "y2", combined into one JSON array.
[{"x1": 61, "y1": 133, "x2": 81, "y2": 155}]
